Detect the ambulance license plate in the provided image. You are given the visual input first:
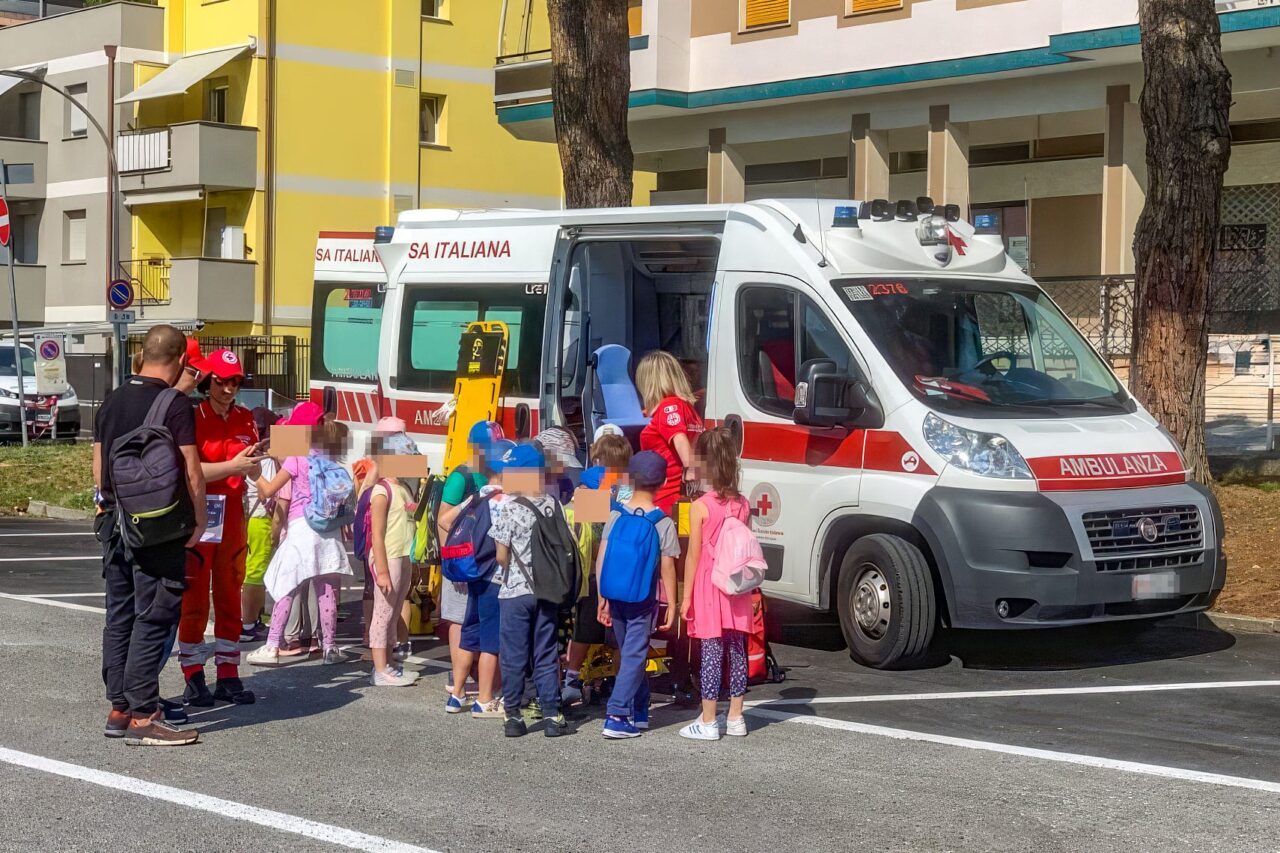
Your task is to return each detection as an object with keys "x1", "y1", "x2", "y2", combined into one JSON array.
[{"x1": 1131, "y1": 572, "x2": 1178, "y2": 599}]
